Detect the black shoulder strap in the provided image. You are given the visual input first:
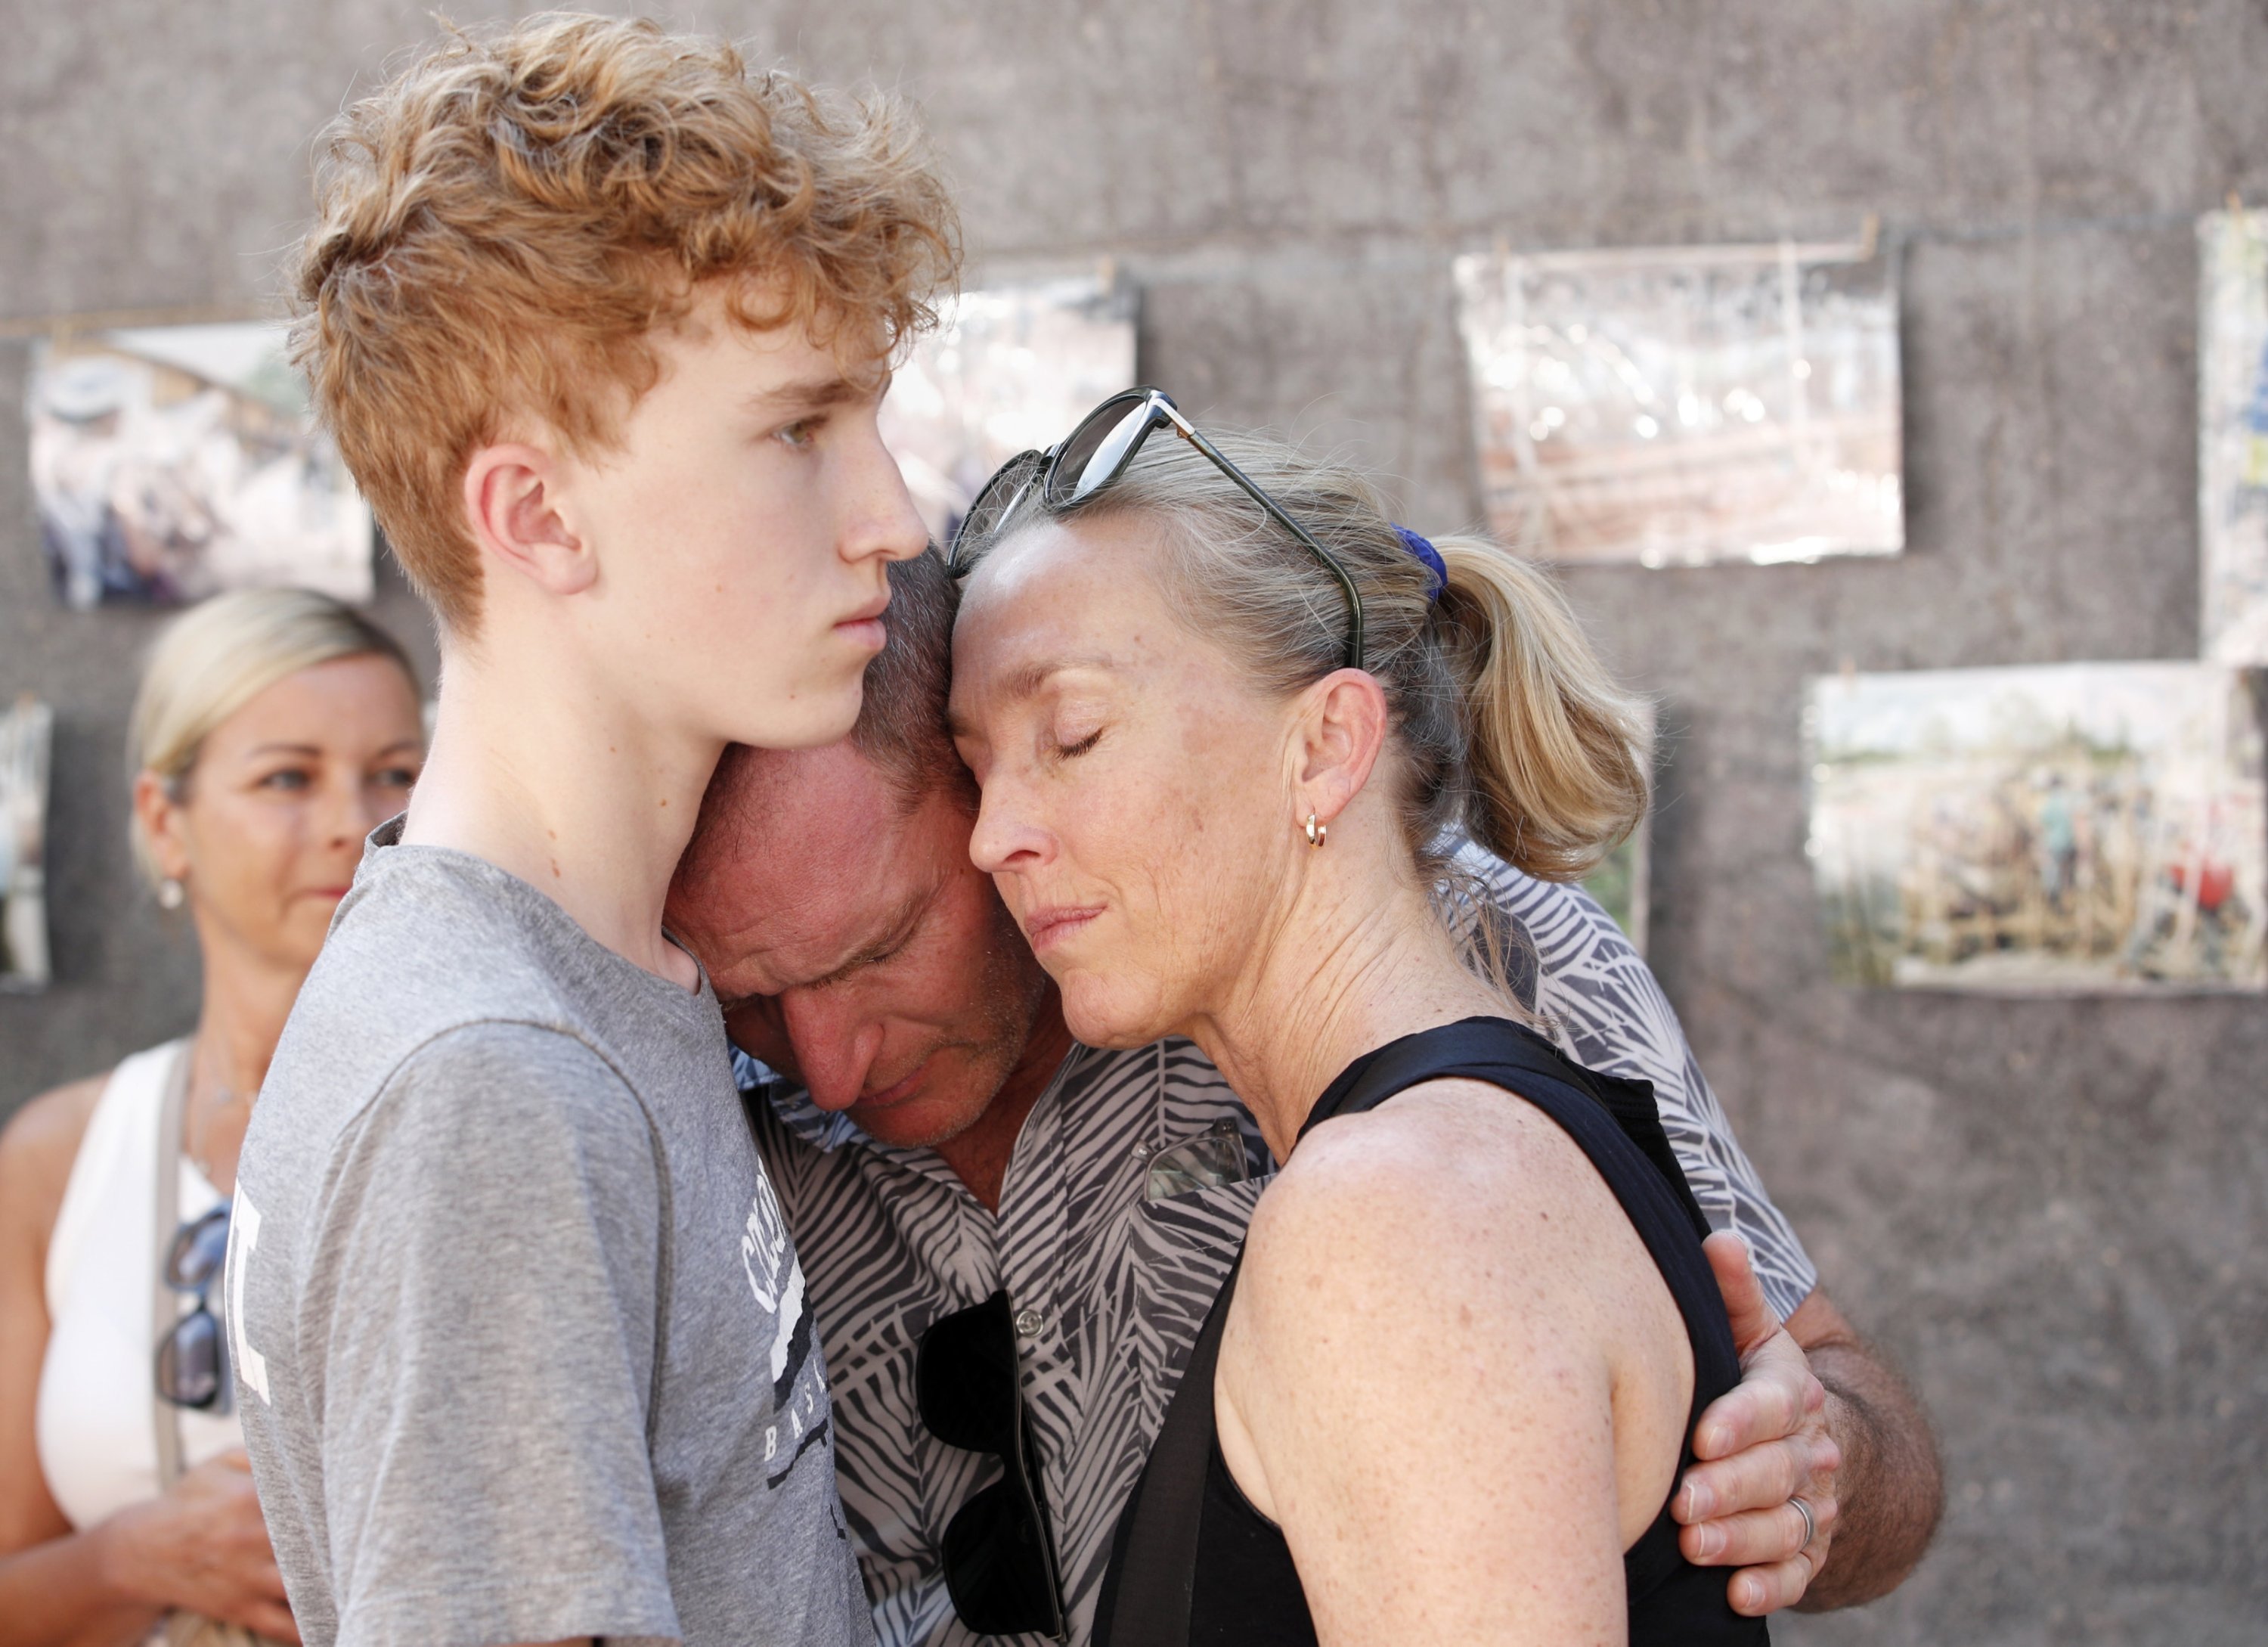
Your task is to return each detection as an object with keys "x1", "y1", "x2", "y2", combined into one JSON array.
[
  {"x1": 1094, "y1": 1252, "x2": 1242, "y2": 1647},
  {"x1": 1303, "y1": 1017, "x2": 1710, "y2": 1241}
]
